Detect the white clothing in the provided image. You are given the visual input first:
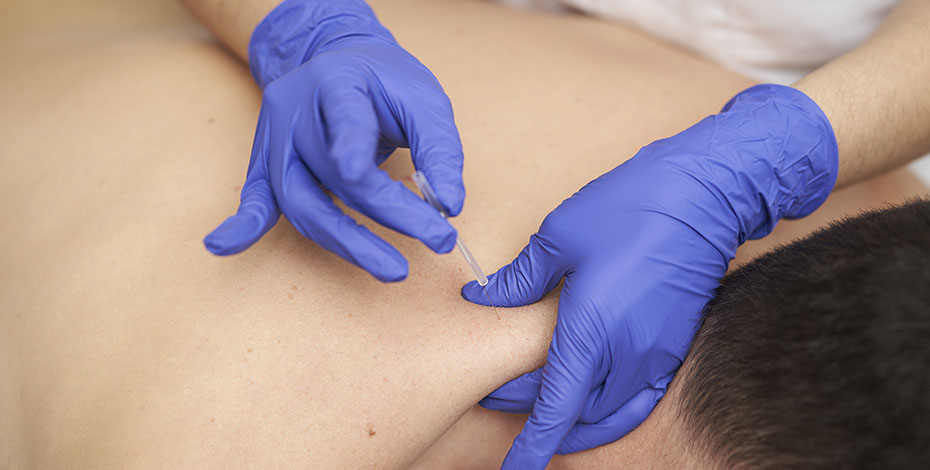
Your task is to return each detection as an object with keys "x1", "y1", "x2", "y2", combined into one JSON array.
[{"x1": 501, "y1": 0, "x2": 899, "y2": 84}]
